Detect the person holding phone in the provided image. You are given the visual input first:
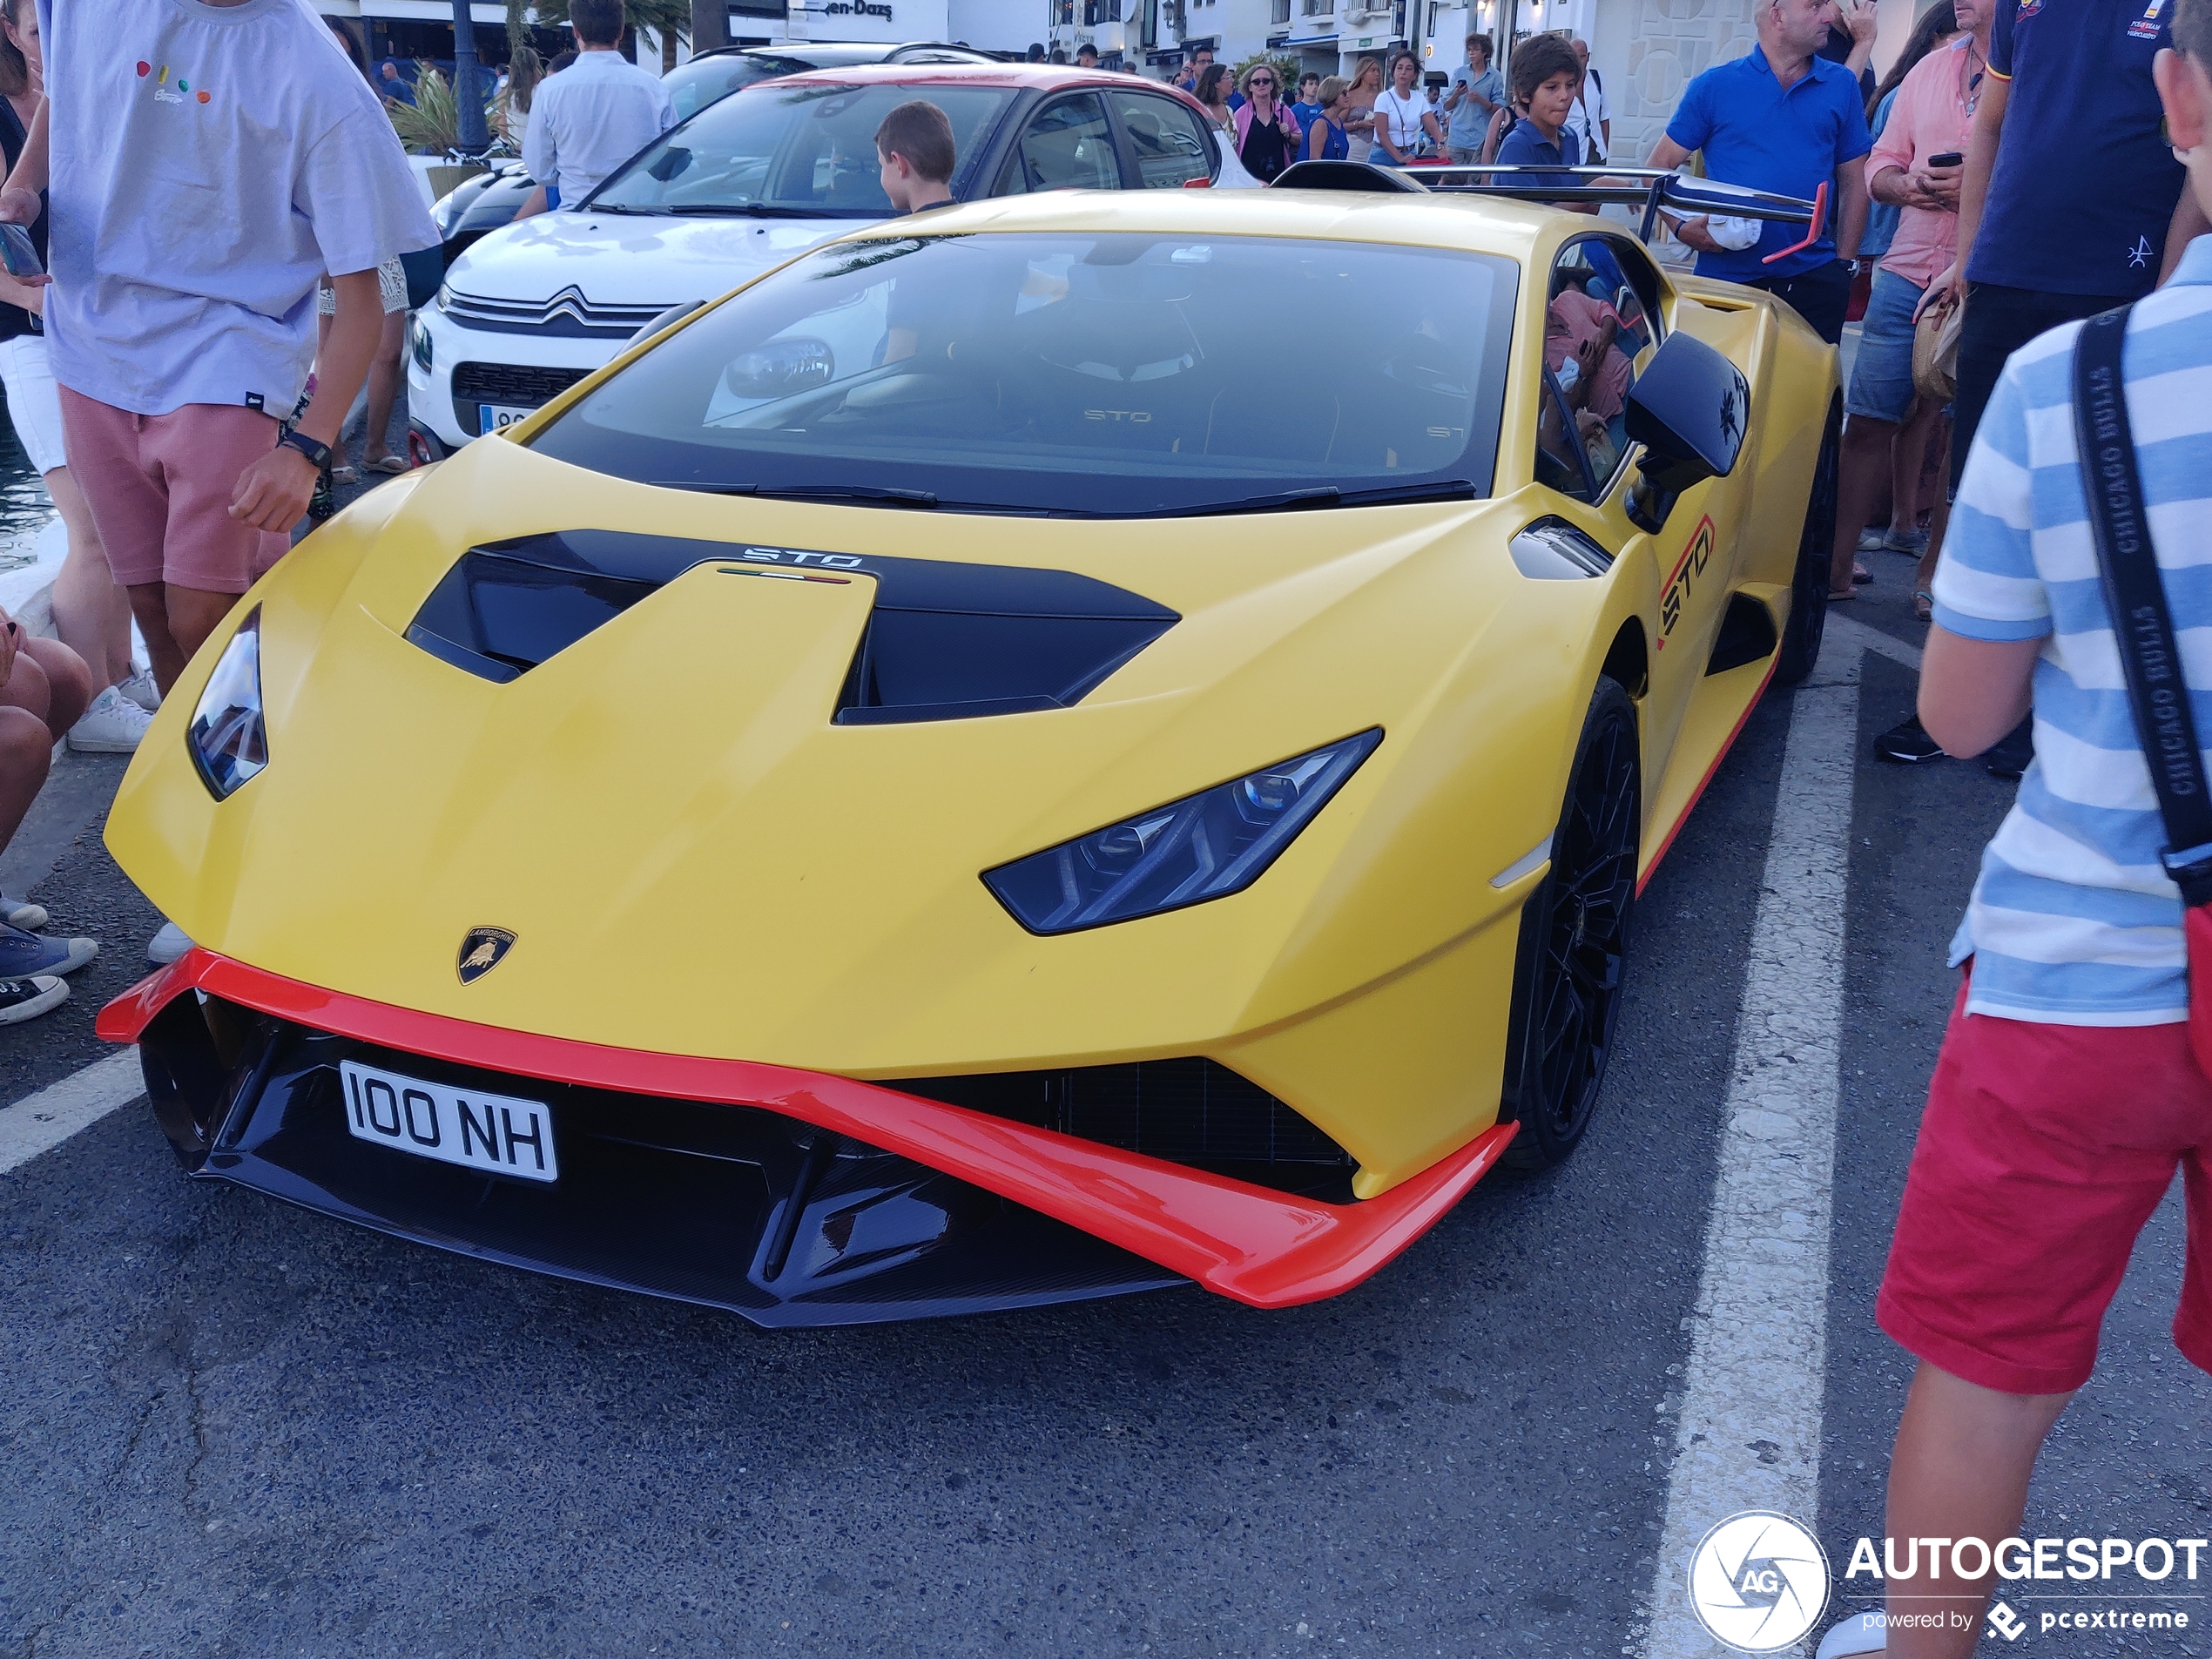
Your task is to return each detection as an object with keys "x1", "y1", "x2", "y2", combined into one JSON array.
[{"x1": 1827, "y1": 0, "x2": 1991, "y2": 609}]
